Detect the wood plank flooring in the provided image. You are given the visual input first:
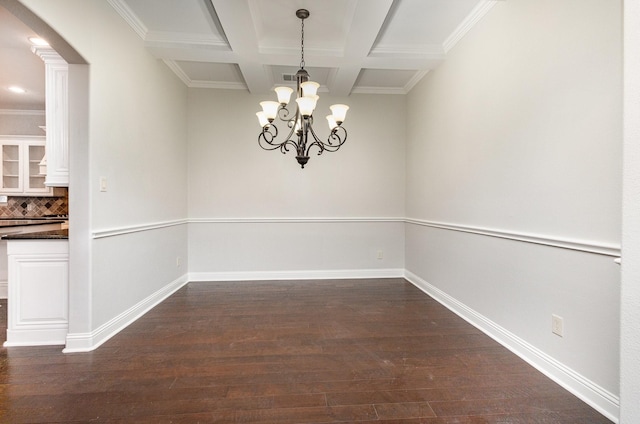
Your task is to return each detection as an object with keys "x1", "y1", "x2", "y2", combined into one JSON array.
[{"x1": 0, "y1": 279, "x2": 612, "y2": 423}]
